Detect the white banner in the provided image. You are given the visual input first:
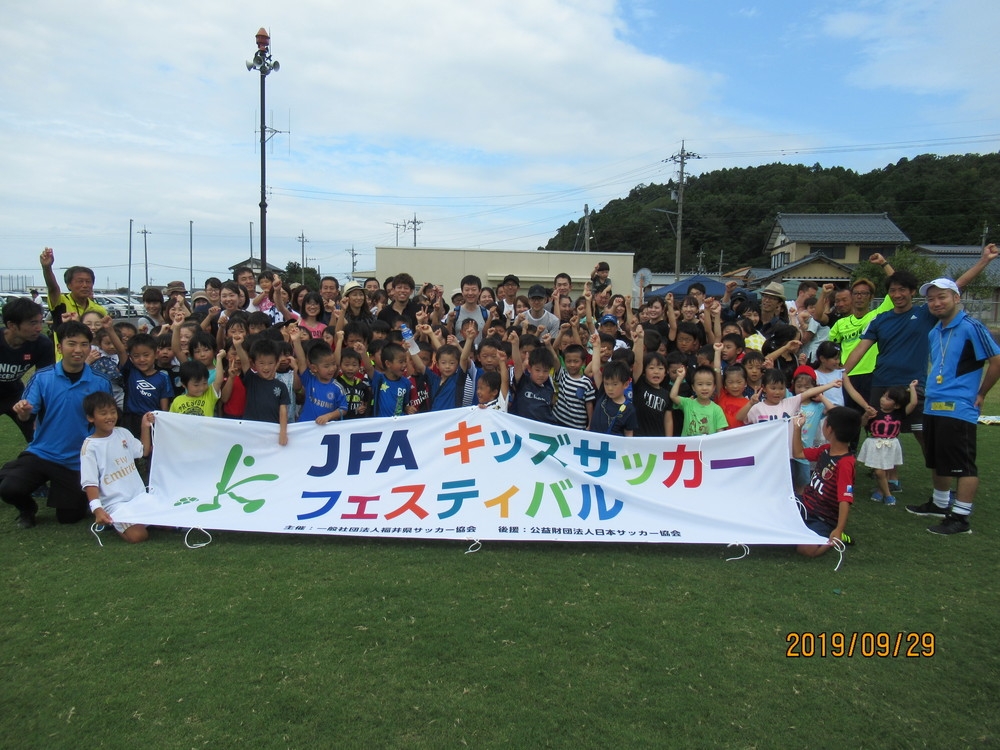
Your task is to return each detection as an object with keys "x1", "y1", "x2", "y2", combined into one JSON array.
[{"x1": 115, "y1": 410, "x2": 824, "y2": 546}]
